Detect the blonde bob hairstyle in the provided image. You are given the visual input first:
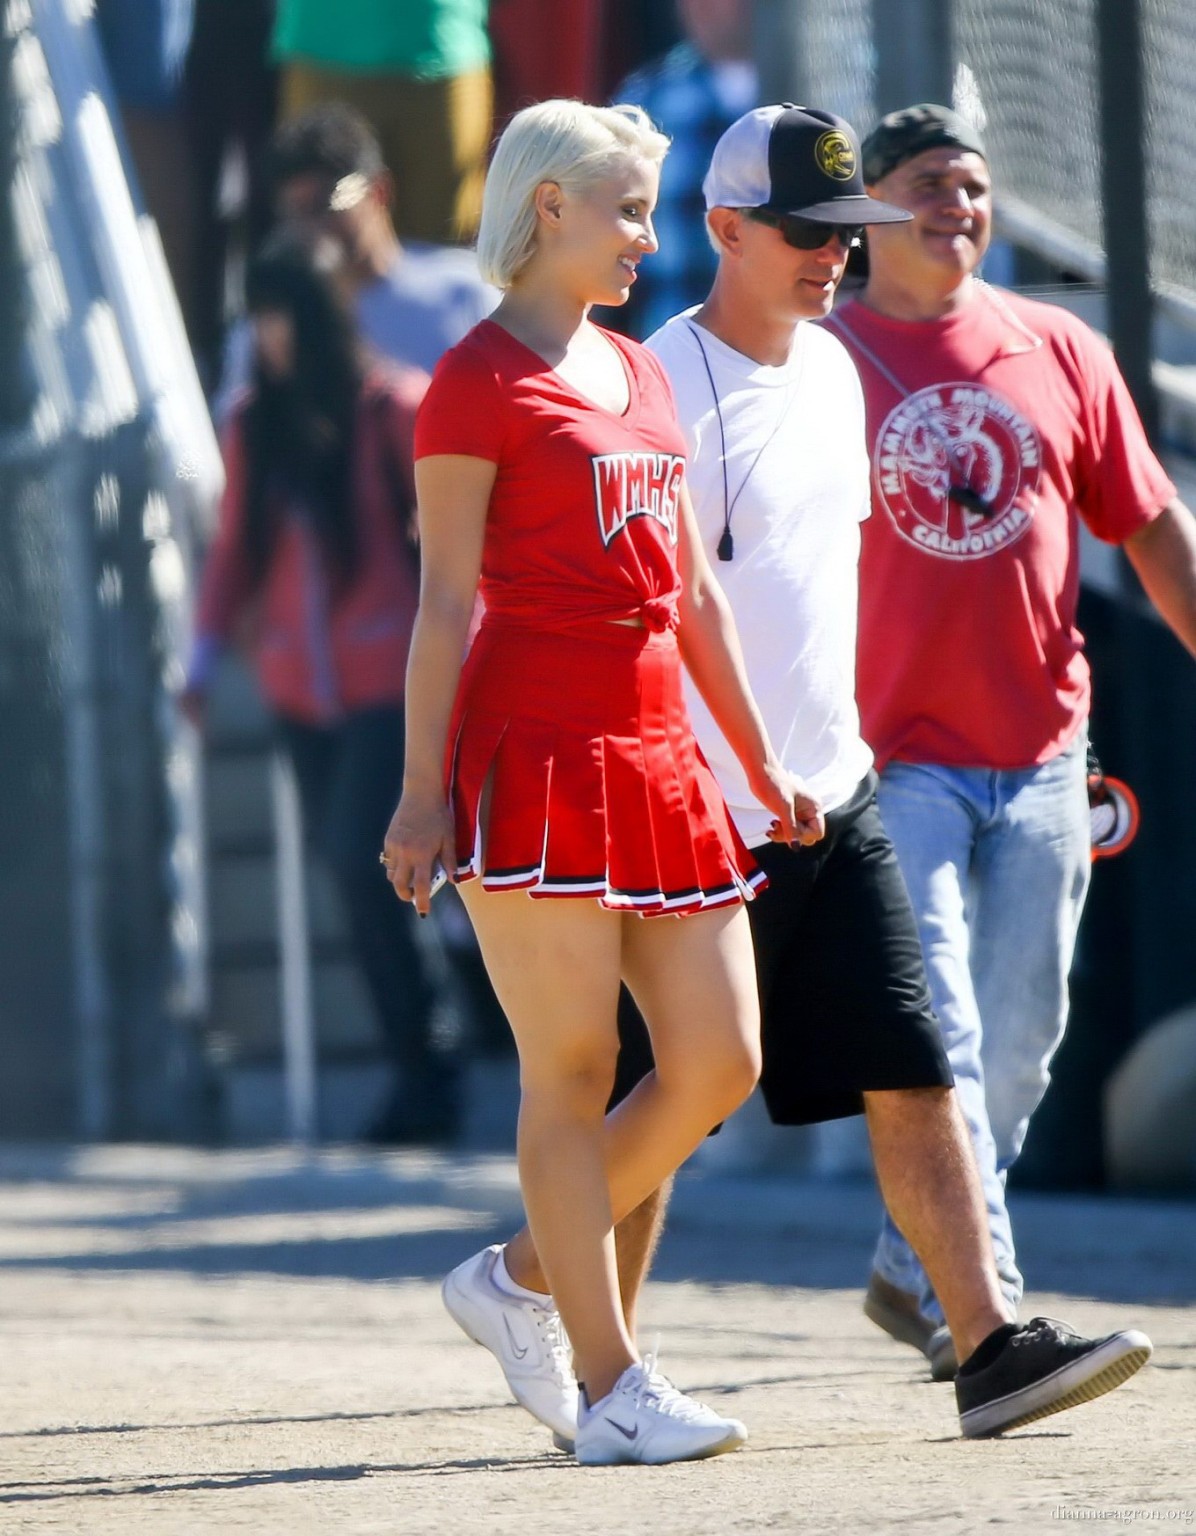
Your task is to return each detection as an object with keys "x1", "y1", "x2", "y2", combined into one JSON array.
[{"x1": 476, "y1": 99, "x2": 669, "y2": 289}]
